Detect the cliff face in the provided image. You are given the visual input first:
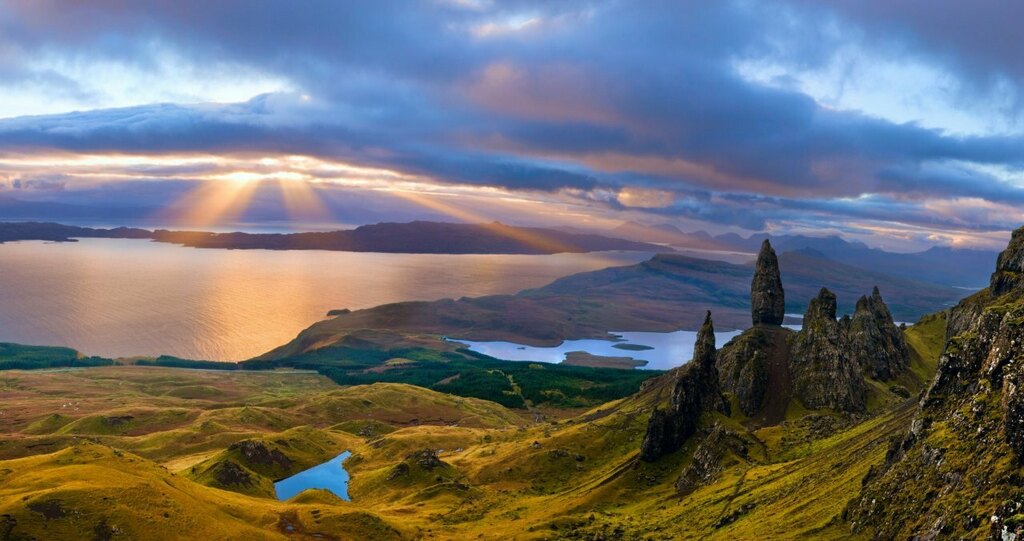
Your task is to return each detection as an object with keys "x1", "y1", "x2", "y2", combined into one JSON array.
[
  {"x1": 848, "y1": 227, "x2": 1024, "y2": 540},
  {"x1": 991, "y1": 225, "x2": 1024, "y2": 295},
  {"x1": 717, "y1": 326, "x2": 792, "y2": 419},
  {"x1": 640, "y1": 312, "x2": 729, "y2": 462},
  {"x1": 844, "y1": 287, "x2": 910, "y2": 380},
  {"x1": 751, "y1": 239, "x2": 786, "y2": 326},
  {"x1": 789, "y1": 288, "x2": 867, "y2": 412}
]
